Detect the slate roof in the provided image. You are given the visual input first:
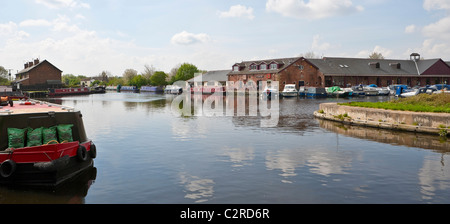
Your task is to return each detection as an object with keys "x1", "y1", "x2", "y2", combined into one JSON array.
[
  {"x1": 17, "y1": 60, "x2": 63, "y2": 75},
  {"x1": 307, "y1": 57, "x2": 445, "y2": 76},
  {"x1": 187, "y1": 70, "x2": 231, "y2": 83},
  {"x1": 229, "y1": 57, "x2": 301, "y2": 75}
]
